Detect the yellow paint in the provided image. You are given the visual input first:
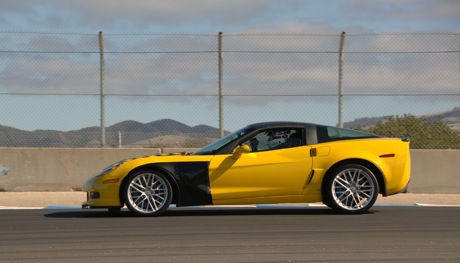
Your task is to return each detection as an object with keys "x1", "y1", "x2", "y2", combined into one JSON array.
[
  {"x1": 209, "y1": 146, "x2": 313, "y2": 200},
  {"x1": 82, "y1": 137, "x2": 410, "y2": 208}
]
